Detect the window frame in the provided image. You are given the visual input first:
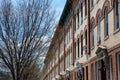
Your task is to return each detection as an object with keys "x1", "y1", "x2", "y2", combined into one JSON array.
[
  {"x1": 114, "y1": 0, "x2": 119, "y2": 31},
  {"x1": 81, "y1": 35, "x2": 83, "y2": 56},
  {"x1": 77, "y1": 38, "x2": 80, "y2": 58},
  {"x1": 97, "y1": 16, "x2": 101, "y2": 43},
  {"x1": 81, "y1": 3, "x2": 83, "y2": 24},
  {"x1": 91, "y1": 24, "x2": 94, "y2": 48},
  {"x1": 104, "y1": 8, "x2": 109, "y2": 38}
]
